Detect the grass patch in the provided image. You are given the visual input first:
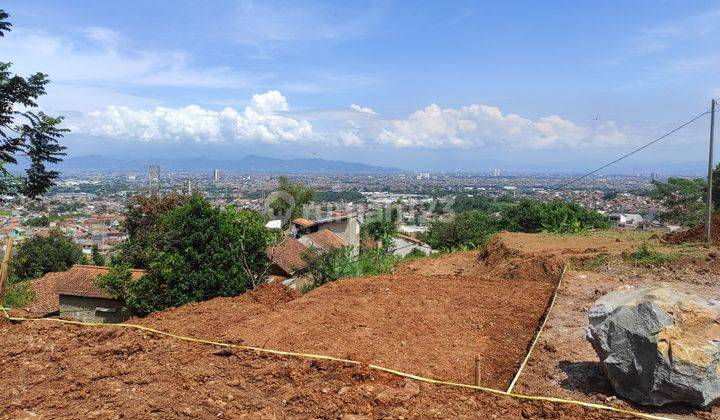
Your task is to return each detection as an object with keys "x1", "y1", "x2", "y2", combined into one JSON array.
[{"x1": 624, "y1": 244, "x2": 678, "y2": 266}]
